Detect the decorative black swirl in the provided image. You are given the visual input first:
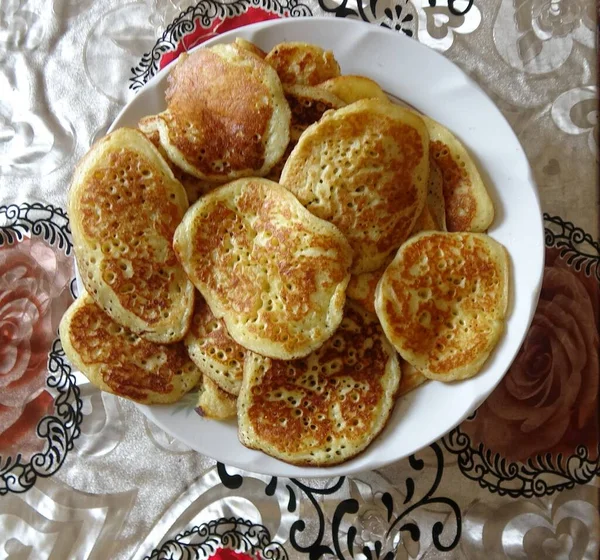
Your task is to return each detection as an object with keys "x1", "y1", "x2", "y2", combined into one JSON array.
[
  {"x1": 426, "y1": 0, "x2": 474, "y2": 16},
  {"x1": 443, "y1": 214, "x2": 600, "y2": 497},
  {"x1": 0, "y1": 339, "x2": 83, "y2": 495},
  {"x1": 143, "y1": 517, "x2": 289, "y2": 560},
  {"x1": 129, "y1": 0, "x2": 312, "y2": 91}
]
